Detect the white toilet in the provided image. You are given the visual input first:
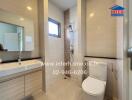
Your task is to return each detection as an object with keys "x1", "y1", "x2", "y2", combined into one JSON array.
[{"x1": 82, "y1": 61, "x2": 107, "y2": 100}]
